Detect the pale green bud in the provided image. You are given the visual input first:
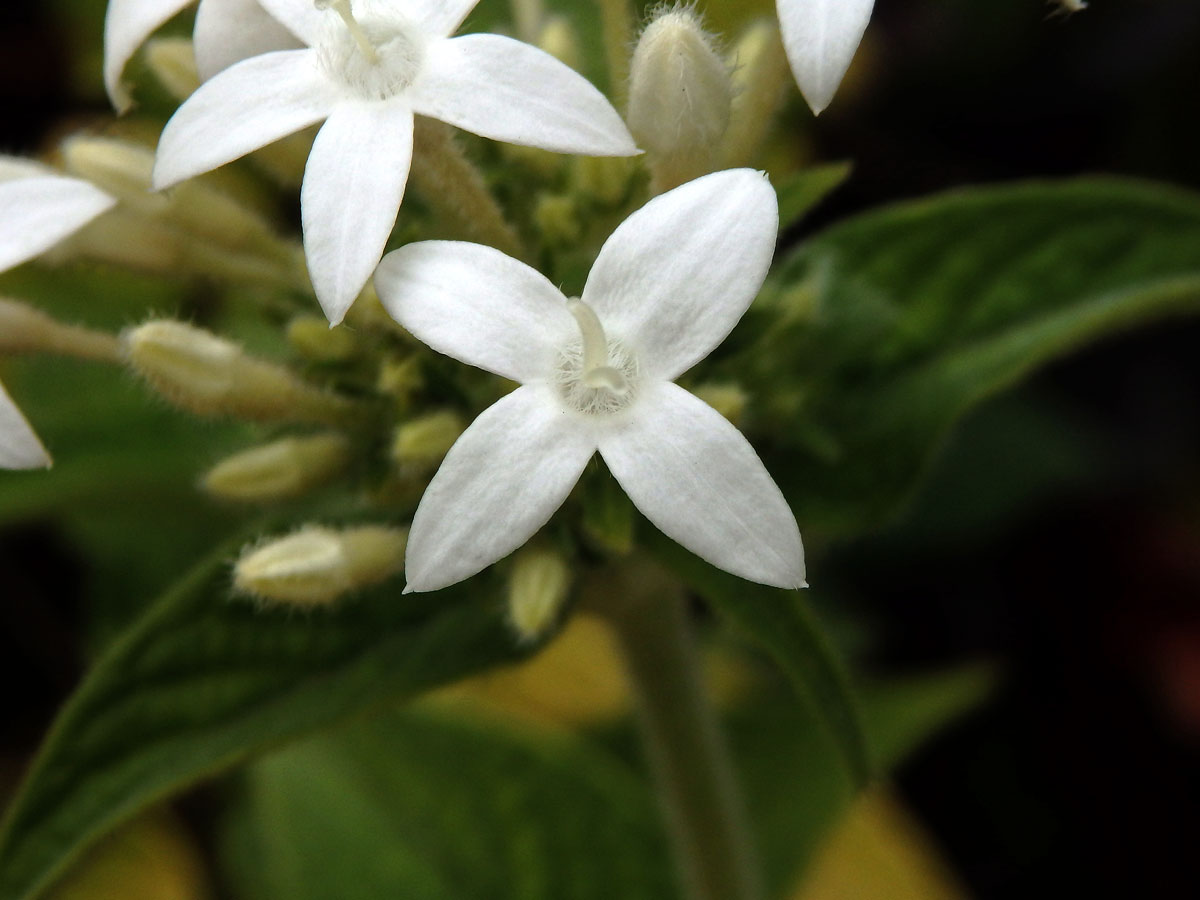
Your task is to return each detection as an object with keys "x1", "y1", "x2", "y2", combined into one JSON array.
[
  {"x1": 0, "y1": 298, "x2": 120, "y2": 362},
  {"x1": 287, "y1": 316, "x2": 358, "y2": 363},
  {"x1": 377, "y1": 356, "x2": 424, "y2": 401},
  {"x1": 538, "y1": 14, "x2": 582, "y2": 71},
  {"x1": 721, "y1": 20, "x2": 790, "y2": 167},
  {"x1": 507, "y1": 547, "x2": 571, "y2": 643},
  {"x1": 143, "y1": 38, "x2": 201, "y2": 101},
  {"x1": 234, "y1": 525, "x2": 407, "y2": 607},
  {"x1": 571, "y1": 156, "x2": 635, "y2": 207},
  {"x1": 61, "y1": 135, "x2": 302, "y2": 281},
  {"x1": 125, "y1": 321, "x2": 357, "y2": 425},
  {"x1": 628, "y1": 6, "x2": 732, "y2": 192},
  {"x1": 693, "y1": 382, "x2": 749, "y2": 424},
  {"x1": 391, "y1": 411, "x2": 465, "y2": 471},
  {"x1": 511, "y1": 0, "x2": 546, "y2": 43},
  {"x1": 202, "y1": 433, "x2": 351, "y2": 503},
  {"x1": 533, "y1": 193, "x2": 582, "y2": 246}
]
